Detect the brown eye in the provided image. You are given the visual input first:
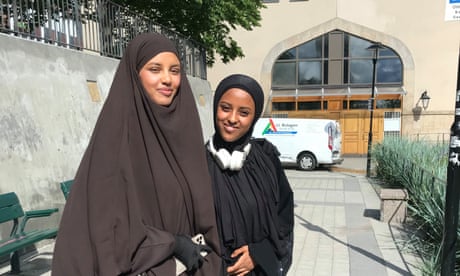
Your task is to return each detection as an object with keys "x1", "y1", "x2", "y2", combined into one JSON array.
[
  {"x1": 148, "y1": 67, "x2": 160, "y2": 73},
  {"x1": 171, "y1": 67, "x2": 181, "y2": 74},
  {"x1": 219, "y1": 103, "x2": 231, "y2": 112},
  {"x1": 240, "y1": 111, "x2": 250, "y2": 117}
]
